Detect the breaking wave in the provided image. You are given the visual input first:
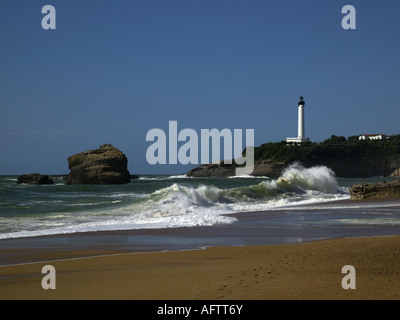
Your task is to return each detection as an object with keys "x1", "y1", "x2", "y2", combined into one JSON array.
[{"x1": 111, "y1": 163, "x2": 348, "y2": 222}]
